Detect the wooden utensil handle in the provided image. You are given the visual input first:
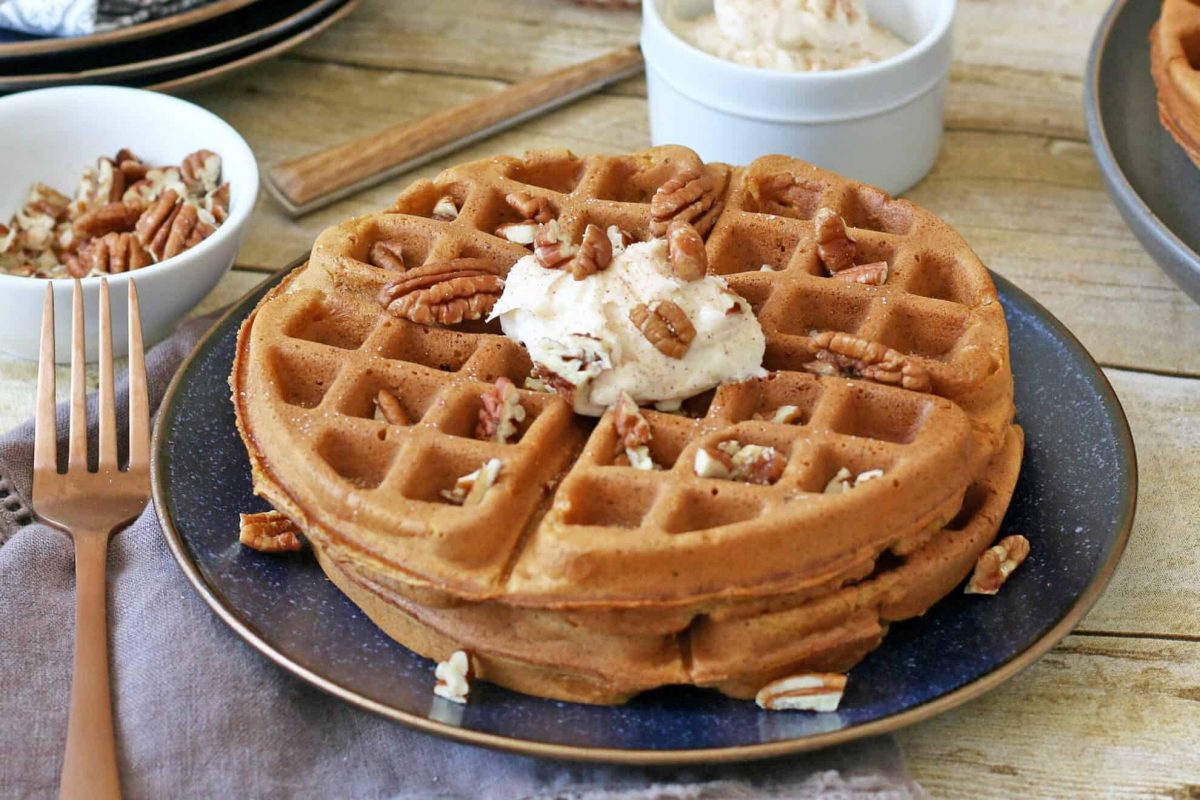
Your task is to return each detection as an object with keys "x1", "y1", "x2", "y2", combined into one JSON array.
[{"x1": 267, "y1": 45, "x2": 643, "y2": 211}]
